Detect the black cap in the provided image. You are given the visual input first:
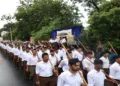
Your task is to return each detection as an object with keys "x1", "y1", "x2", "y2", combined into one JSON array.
[{"x1": 94, "y1": 59, "x2": 103, "y2": 65}]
